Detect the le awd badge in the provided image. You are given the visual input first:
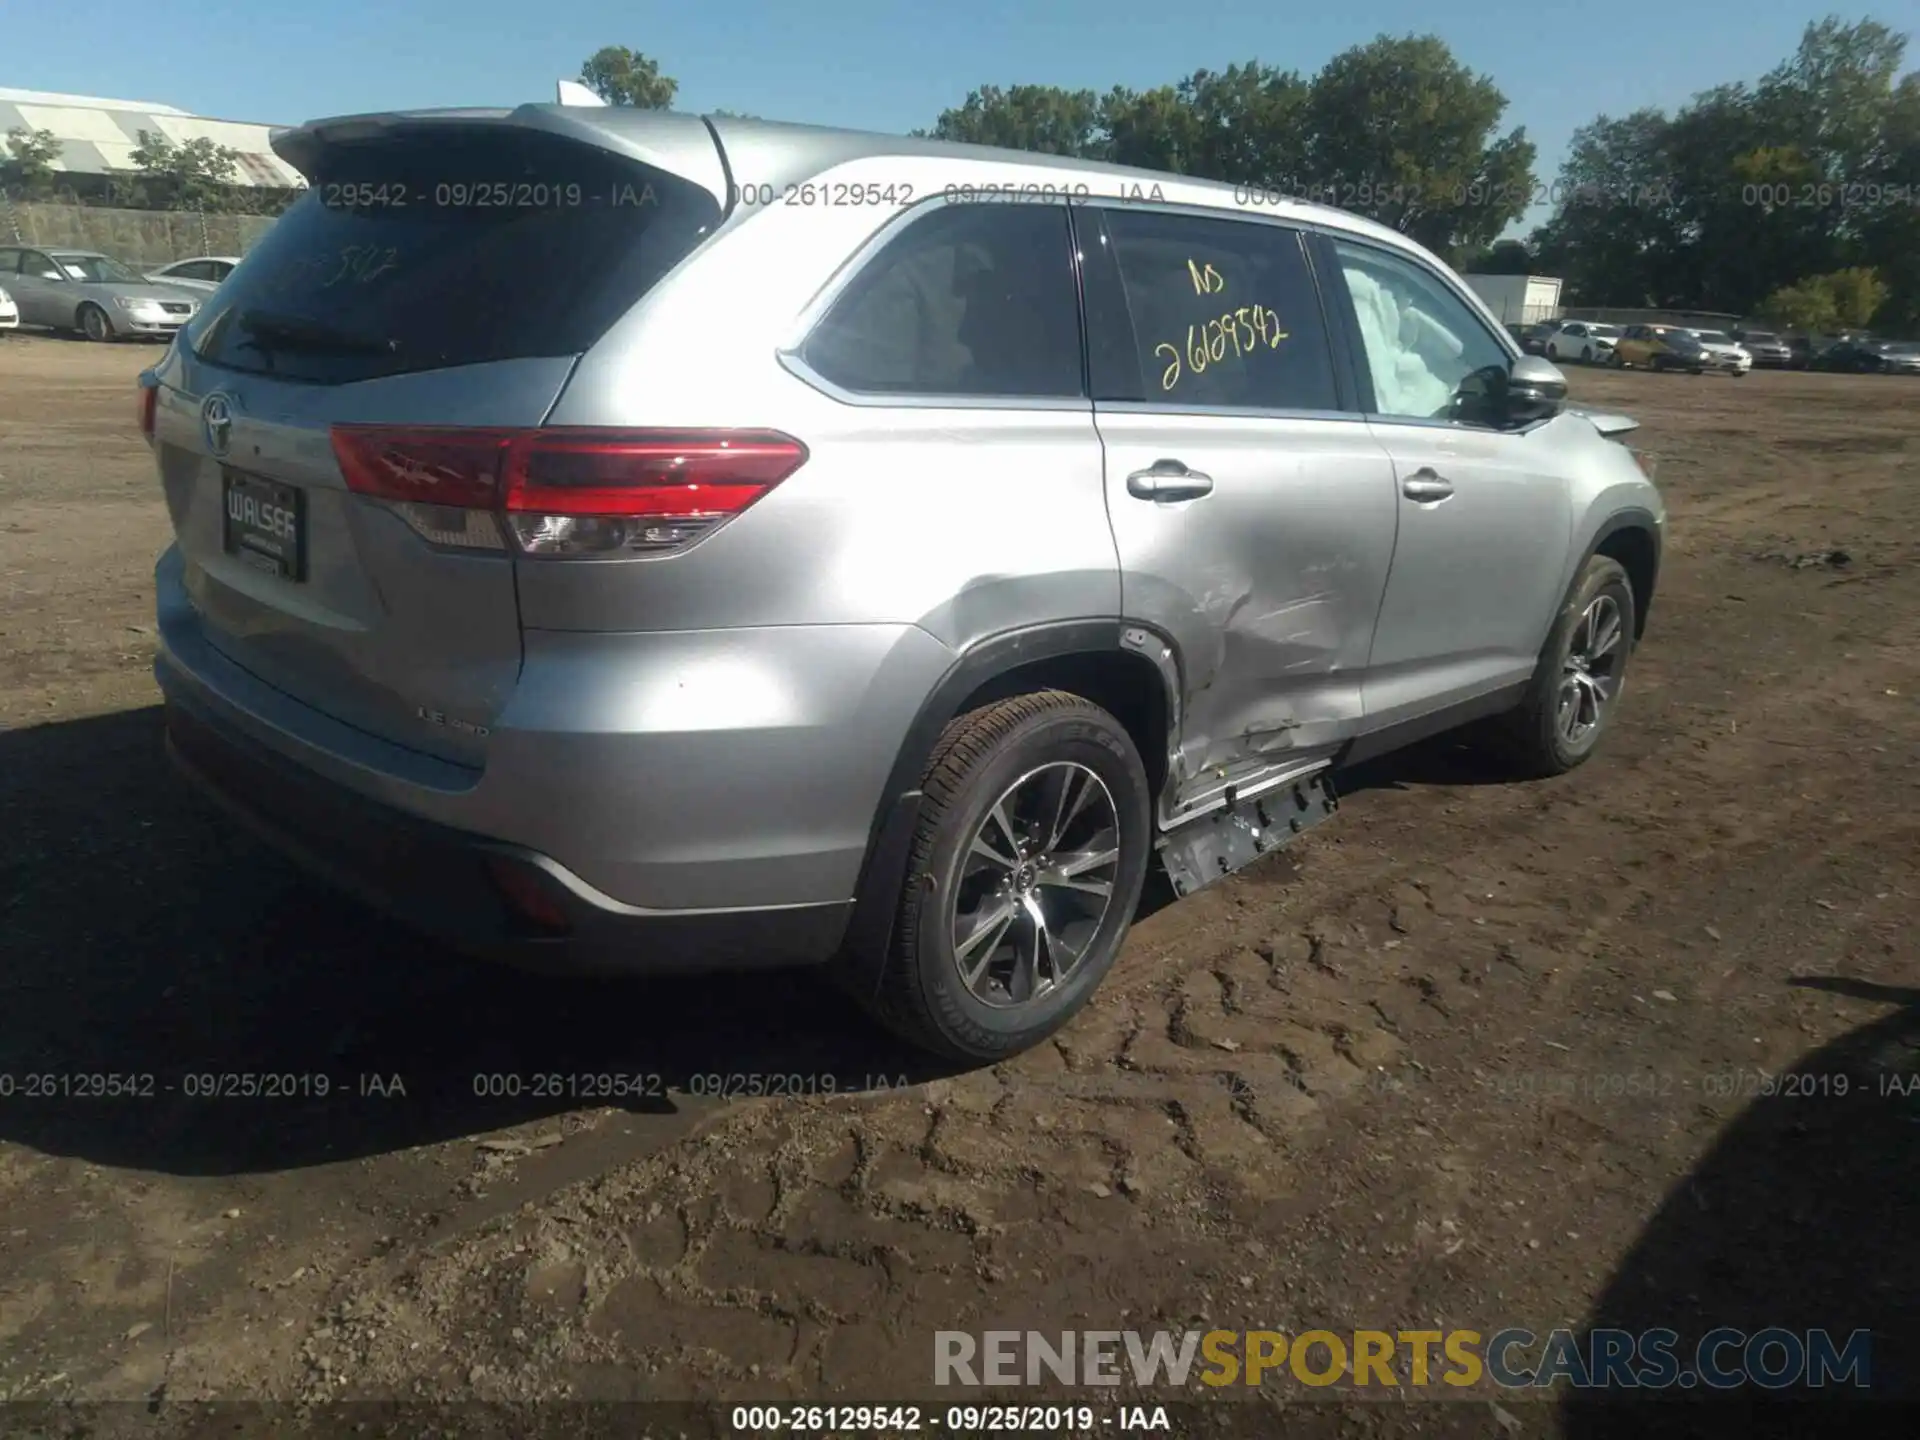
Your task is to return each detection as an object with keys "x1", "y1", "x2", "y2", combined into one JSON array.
[{"x1": 417, "y1": 707, "x2": 491, "y2": 738}]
